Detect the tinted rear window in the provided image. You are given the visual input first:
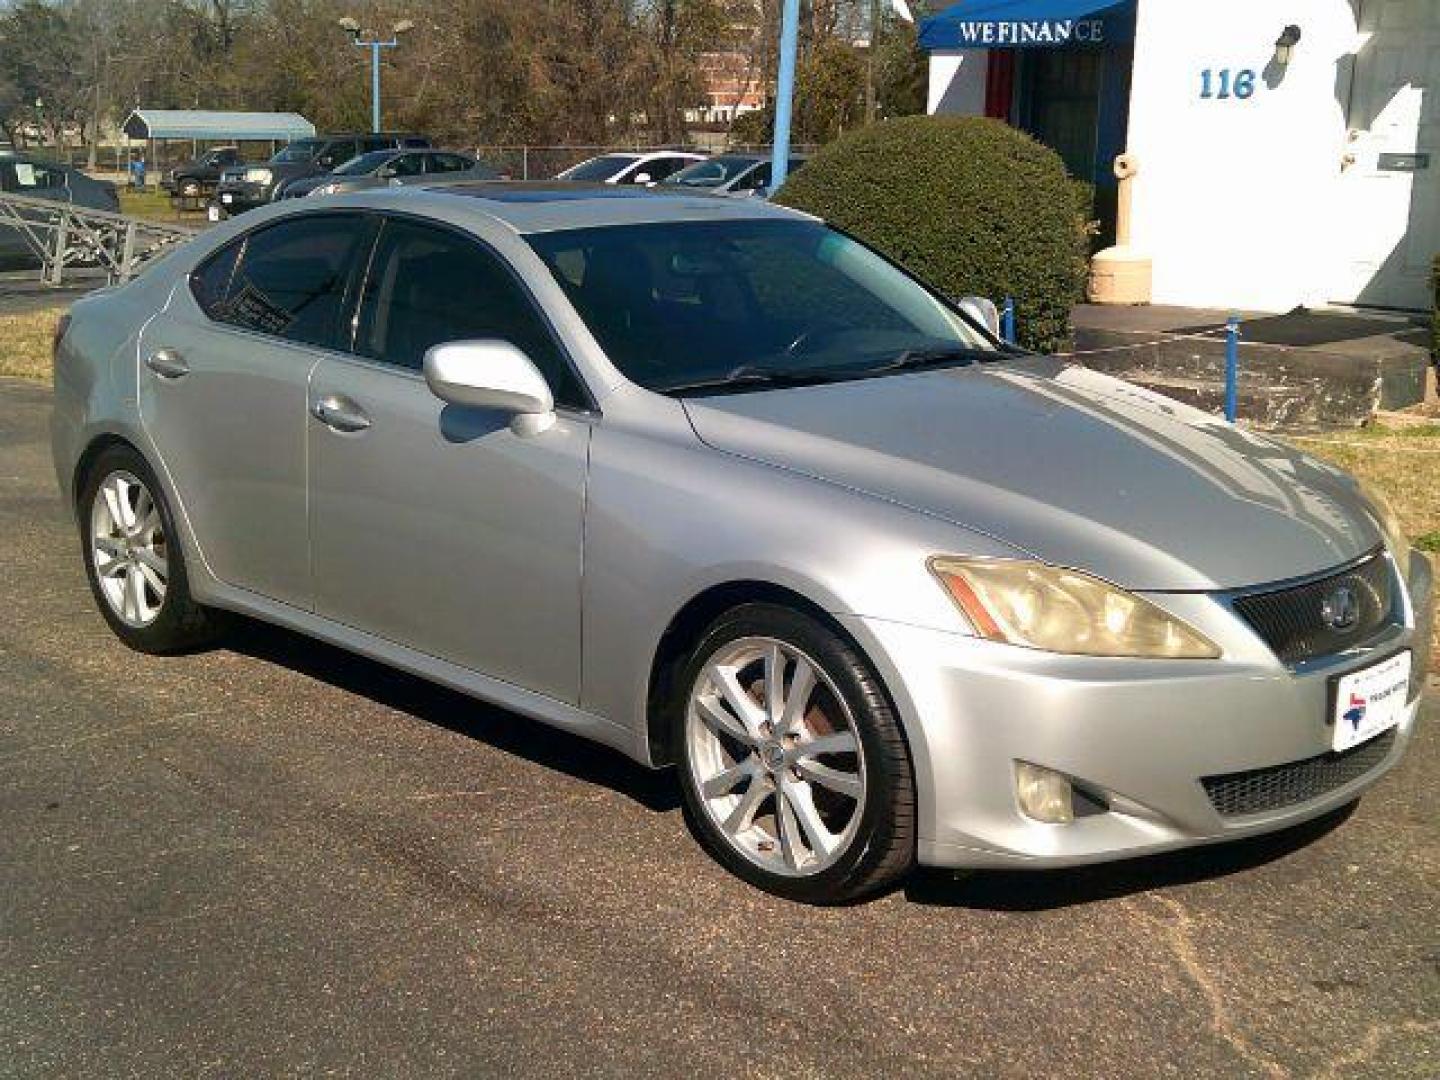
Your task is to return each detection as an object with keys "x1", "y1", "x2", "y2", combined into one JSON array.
[{"x1": 210, "y1": 214, "x2": 370, "y2": 348}]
